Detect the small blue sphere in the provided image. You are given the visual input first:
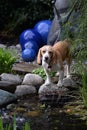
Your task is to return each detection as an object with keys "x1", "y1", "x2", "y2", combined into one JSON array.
[
  {"x1": 24, "y1": 40, "x2": 39, "y2": 54},
  {"x1": 34, "y1": 20, "x2": 52, "y2": 45},
  {"x1": 22, "y1": 48, "x2": 36, "y2": 62},
  {"x1": 20, "y1": 29, "x2": 42, "y2": 50}
]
